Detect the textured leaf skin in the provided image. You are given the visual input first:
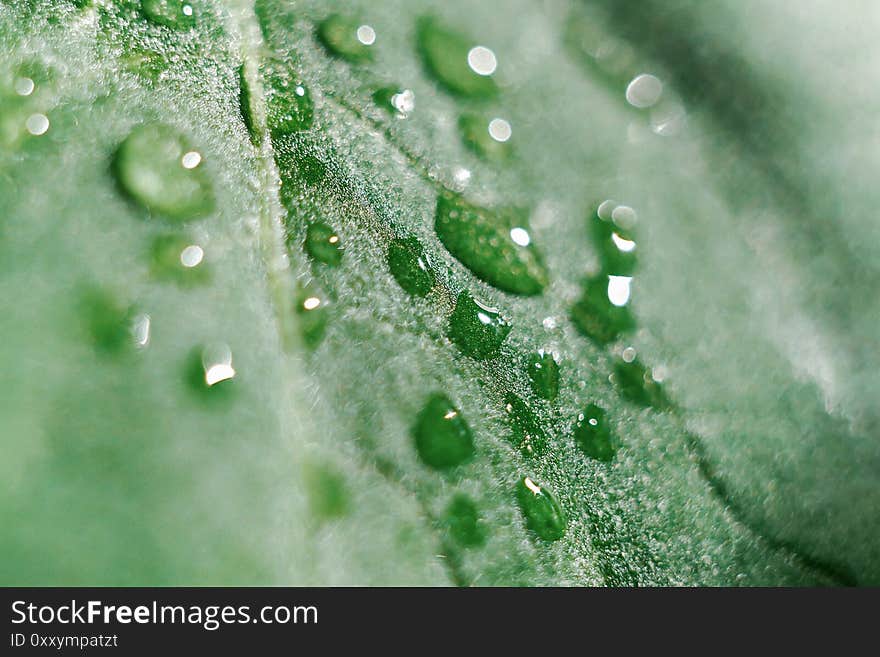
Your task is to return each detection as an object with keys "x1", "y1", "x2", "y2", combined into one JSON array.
[{"x1": 1, "y1": 0, "x2": 877, "y2": 586}]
